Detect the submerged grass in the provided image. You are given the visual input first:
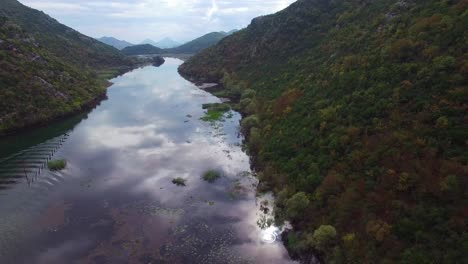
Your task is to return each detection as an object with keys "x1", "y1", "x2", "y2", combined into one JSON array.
[
  {"x1": 172, "y1": 177, "x2": 187, "y2": 186},
  {"x1": 200, "y1": 103, "x2": 231, "y2": 122},
  {"x1": 202, "y1": 170, "x2": 221, "y2": 183},
  {"x1": 48, "y1": 159, "x2": 67, "y2": 171}
]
